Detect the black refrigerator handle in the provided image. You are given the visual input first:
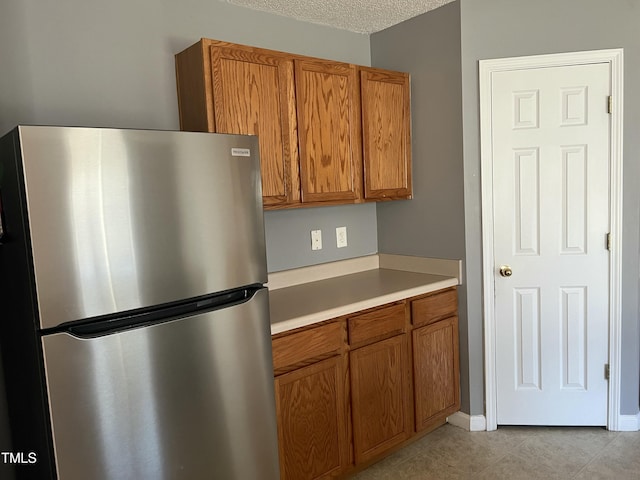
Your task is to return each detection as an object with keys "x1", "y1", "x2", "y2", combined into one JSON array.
[{"x1": 60, "y1": 286, "x2": 263, "y2": 339}]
